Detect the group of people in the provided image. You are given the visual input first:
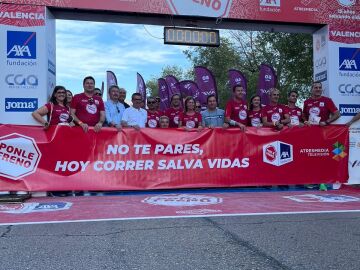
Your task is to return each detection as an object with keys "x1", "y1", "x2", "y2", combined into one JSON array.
[{"x1": 32, "y1": 76, "x2": 358, "y2": 132}]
